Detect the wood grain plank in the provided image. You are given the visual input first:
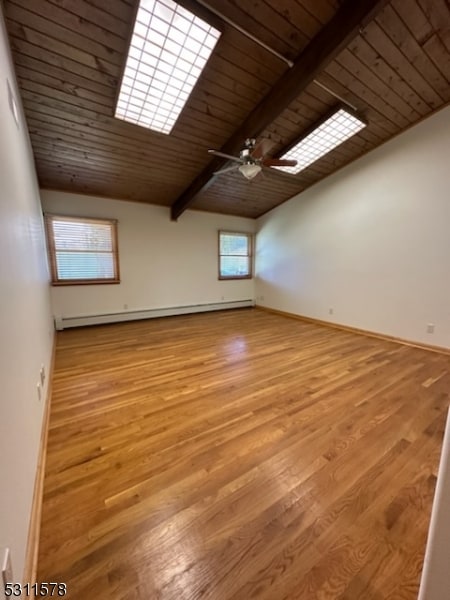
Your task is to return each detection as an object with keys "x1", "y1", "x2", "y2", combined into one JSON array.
[
  {"x1": 347, "y1": 35, "x2": 432, "y2": 114},
  {"x1": 375, "y1": 5, "x2": 450, "y2": 100},
  {"x1": 417, "y1": 0, "x2": 450, "y2": 54},
  {"x1": 7, "y1": 0, "x2": 127, "y2": 56},
  {"x1": 43, "y1": 0, "x2": 132, "y2": 38},
  {"x1": 392, "y1": 0, "x2": 450, "y2": 83},
  {"x1": 37, "y1": 309, "x2": 448, "y2": 599},
  {"x1": 6, "y1": 20, "x2": 120, "y2": 76}
]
